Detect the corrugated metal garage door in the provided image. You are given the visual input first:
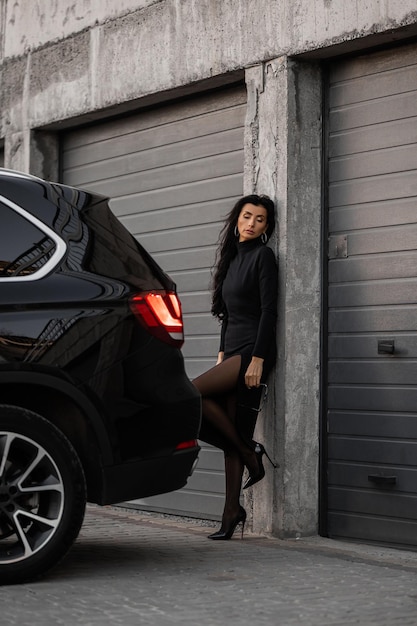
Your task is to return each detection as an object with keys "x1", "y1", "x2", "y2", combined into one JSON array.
[
  {"x1": 62, "y1": 85, "x2": 246, "y2": 520},
  {"x1": 326, "y1": 43, "x2": 417, "y2": 547}
]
